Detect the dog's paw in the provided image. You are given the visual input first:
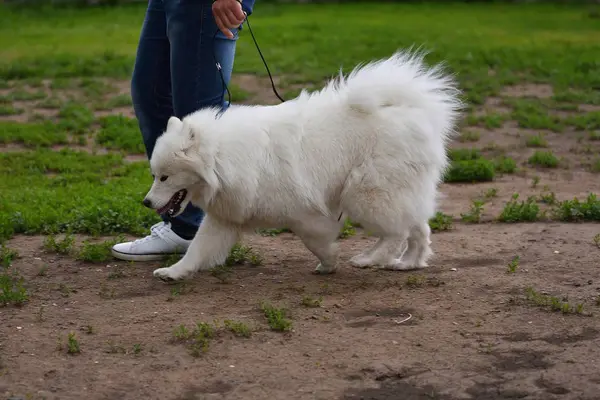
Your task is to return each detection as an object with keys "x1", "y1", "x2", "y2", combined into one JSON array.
[
  {"x1": 153, "y1": 267, "x2": 187, "y2": 282},
  {"x1": 313, "y1": 263, "x2": 337, "y2": 275}
]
